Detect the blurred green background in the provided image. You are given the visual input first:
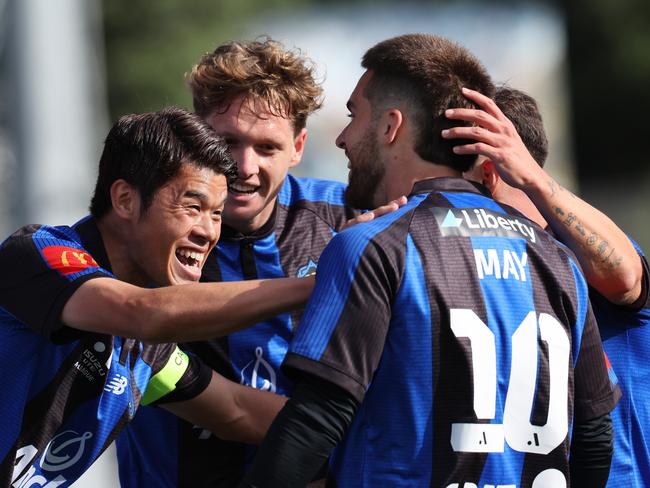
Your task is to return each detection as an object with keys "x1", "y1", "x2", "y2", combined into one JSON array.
[{"x1": 101, "y1": 0, "x2": 650, "y2": 248}]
